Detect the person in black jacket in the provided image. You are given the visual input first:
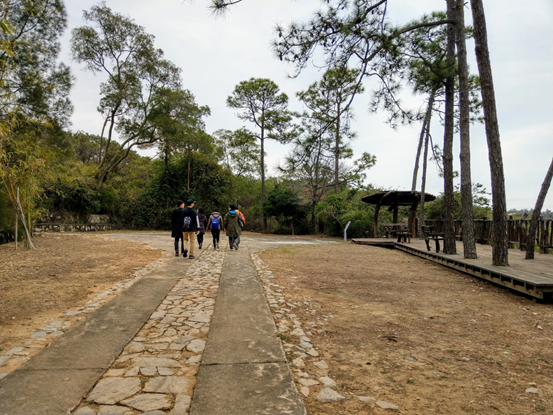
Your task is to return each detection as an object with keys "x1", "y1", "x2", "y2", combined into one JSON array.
[
  {"x1": 182, "y1": 199, "x2": 200, "y2": 259},
  {"x1": 196, "y1": 207, "x2": 208, "y2": 249},
  {"x1": 171, "y1": 200, "x2": 185, "y2": 256}
]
